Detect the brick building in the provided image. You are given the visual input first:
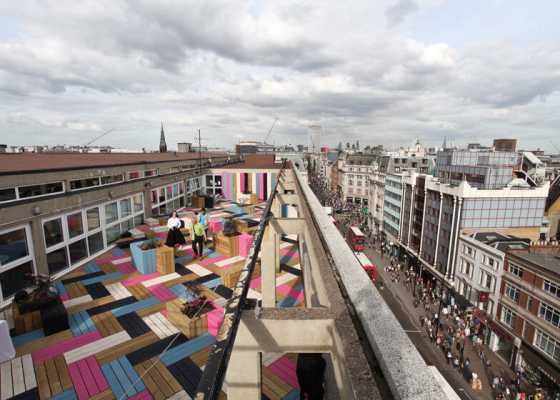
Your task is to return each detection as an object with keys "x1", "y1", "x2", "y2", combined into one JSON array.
[{"x1": 494, "y1": 245, "x2": 560, "y2": 397}]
